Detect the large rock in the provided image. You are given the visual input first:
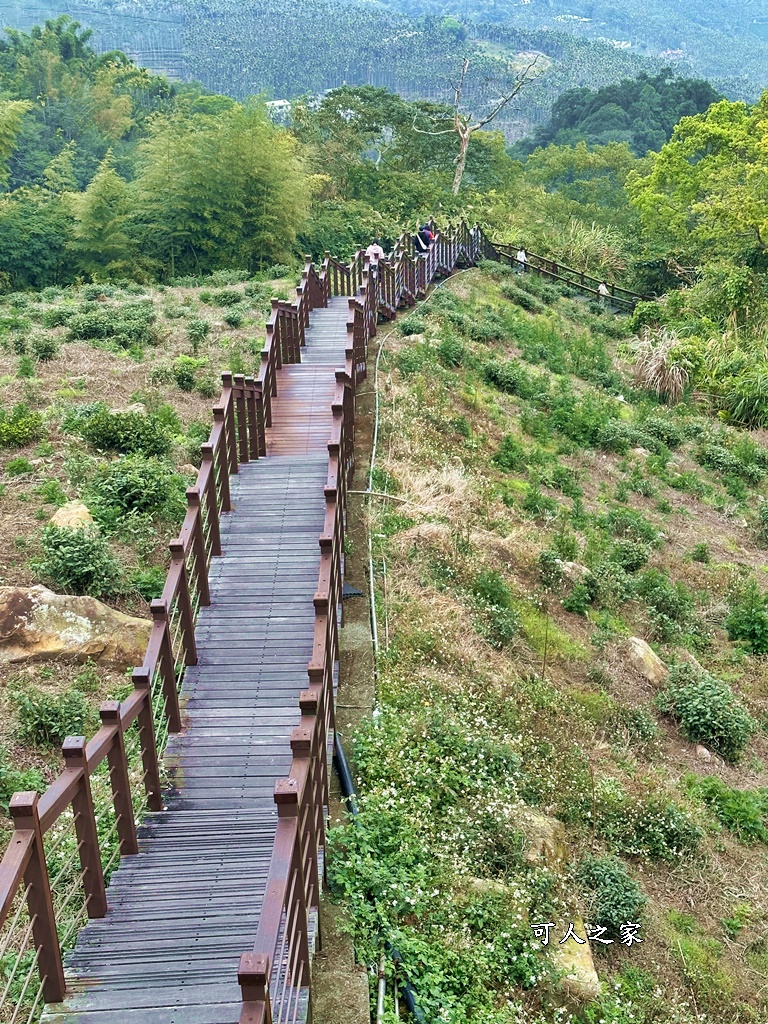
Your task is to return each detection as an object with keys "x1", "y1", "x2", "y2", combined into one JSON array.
[
  {"x1": 626, "y1": 637, "x2": 668, "y2": 686},
  {"x1": 550, "y1": 915, "x2": 603, "y2": 1002},
  {"x1": 0, "y1": 586, "x2": 150, "y2": 669},
  {"x1": 517, "y1": 809, "x2": 569, "y2": 869},
  {"x1": 50, "y1": 501, "x2": 93, "y2": 531}
]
